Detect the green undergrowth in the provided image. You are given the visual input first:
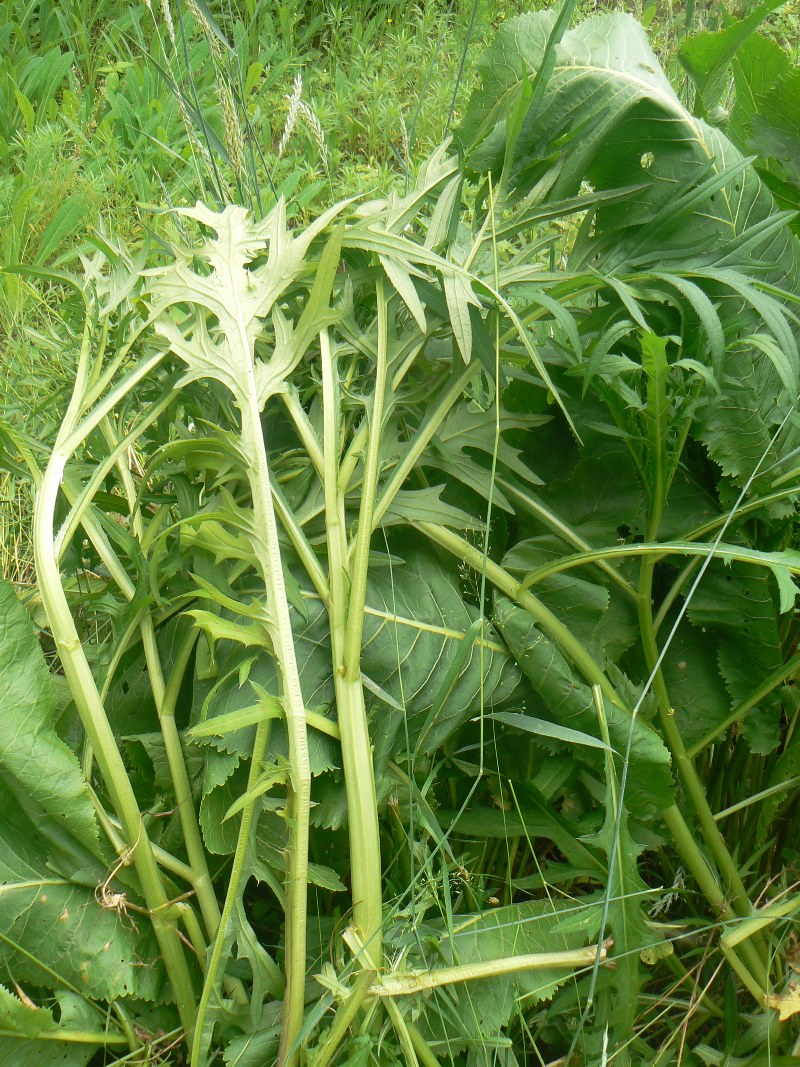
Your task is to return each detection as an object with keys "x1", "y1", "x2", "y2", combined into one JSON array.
[{"x1": 1, "y1": 2, "x2": 800, "y2": 1066}]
